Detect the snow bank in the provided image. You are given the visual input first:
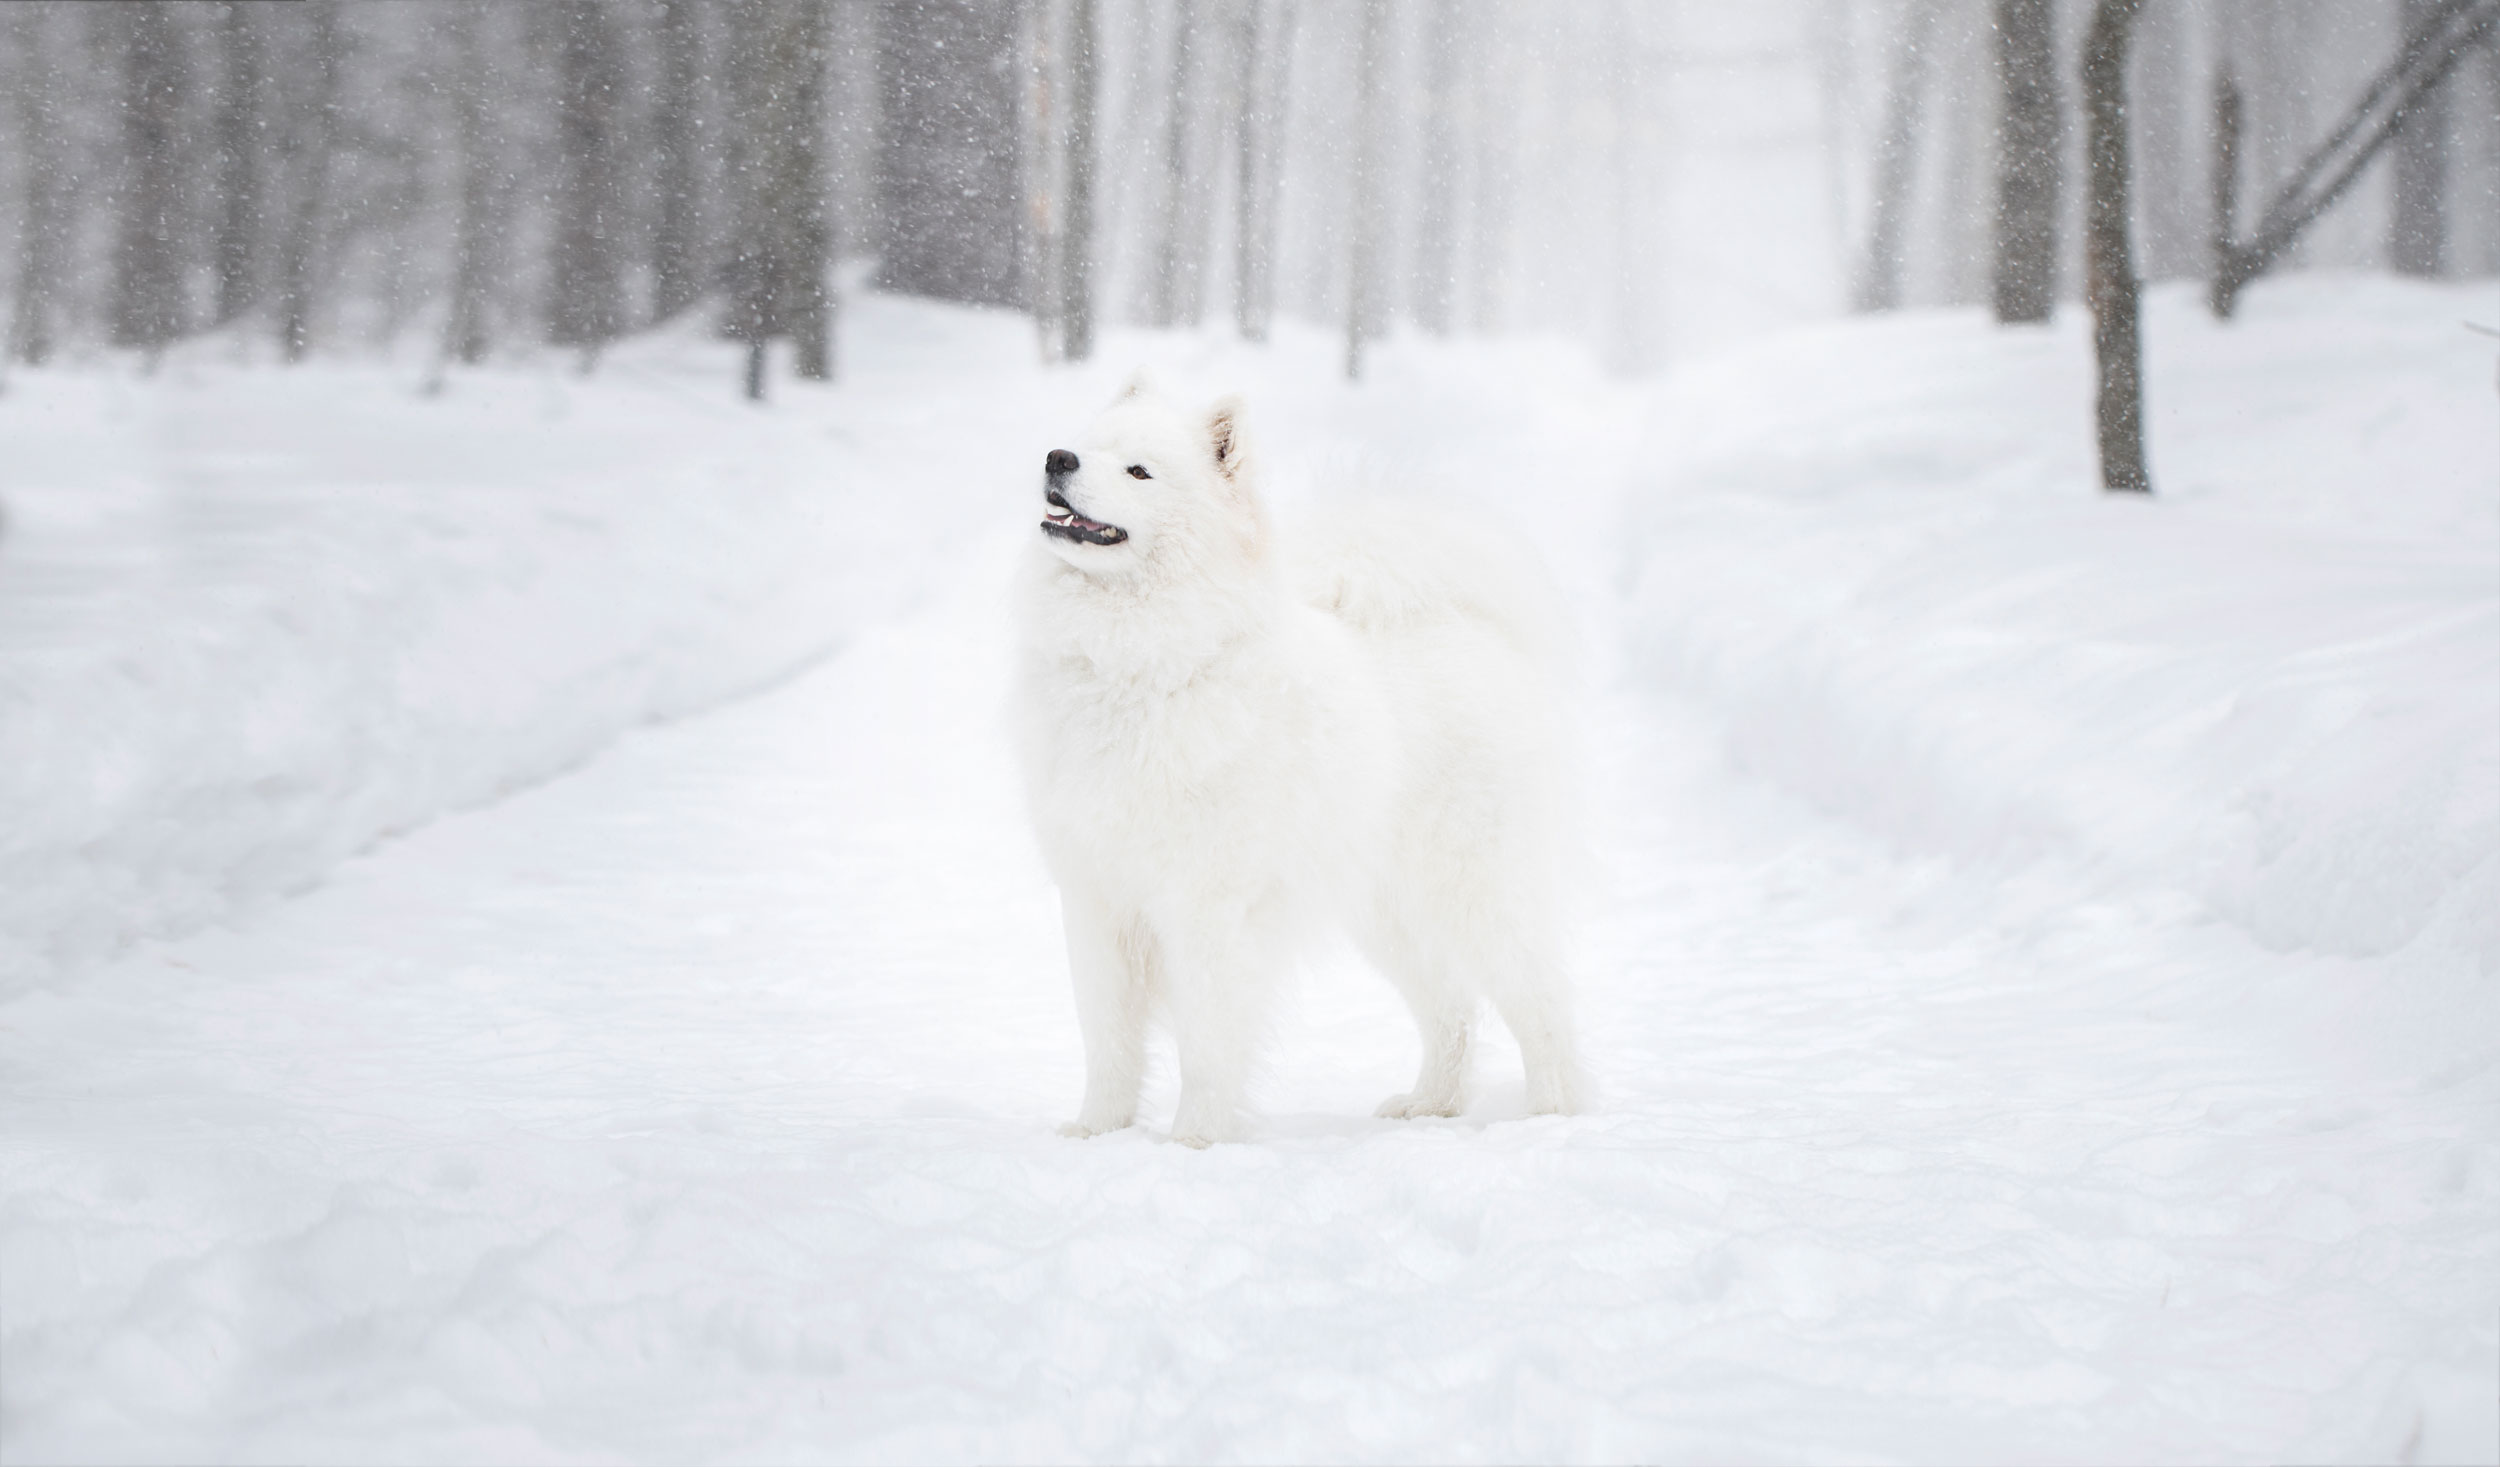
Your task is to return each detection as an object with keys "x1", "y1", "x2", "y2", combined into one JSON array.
[
  {"x1": 1626, "y1": 276, "x2": 2500, "y2": 1052},
  {"x1": 0, "y1": 300, "x2": 1062, "y2": 991}
]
